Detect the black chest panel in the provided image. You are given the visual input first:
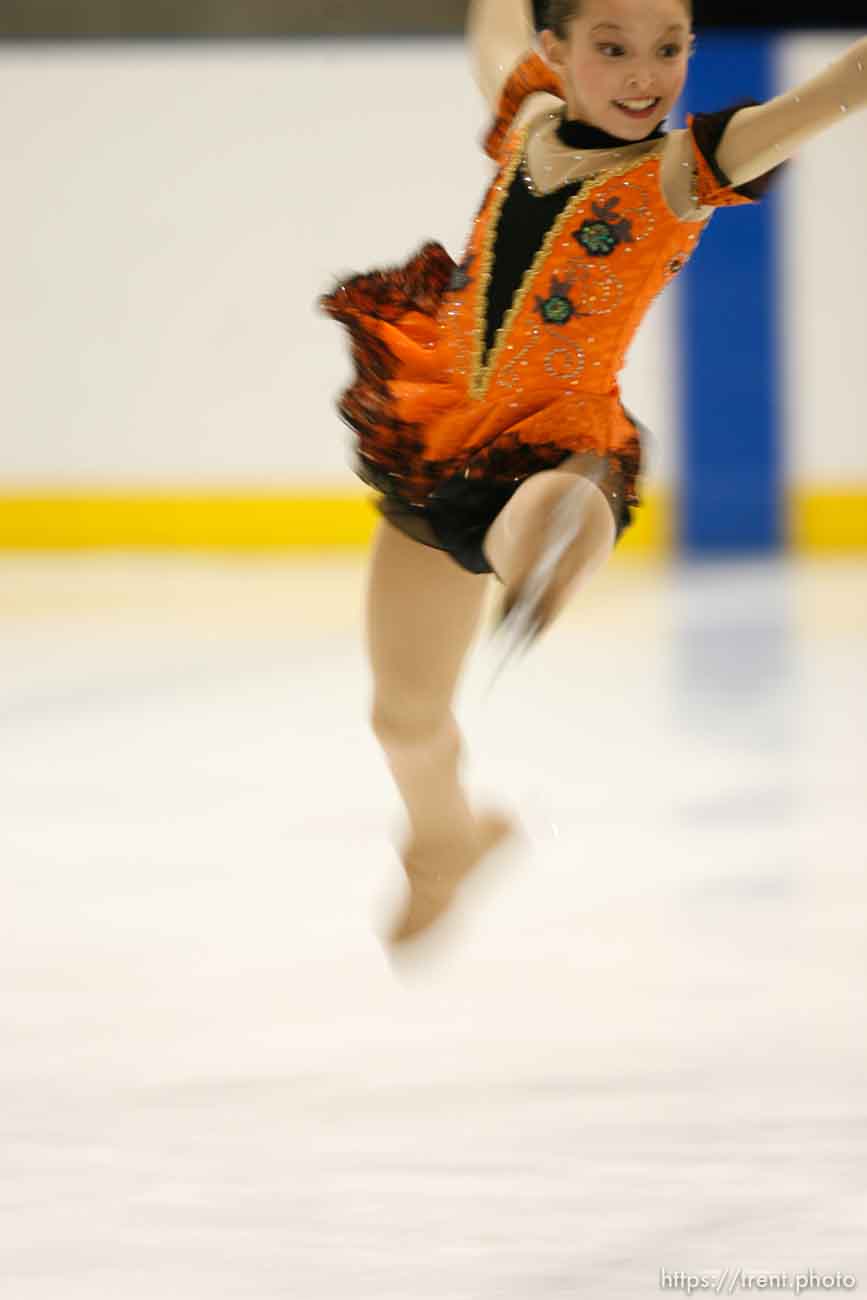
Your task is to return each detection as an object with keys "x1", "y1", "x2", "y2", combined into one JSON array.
[{"x1": 482, "y1": 169, "x2": 585, "y2": 366}]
